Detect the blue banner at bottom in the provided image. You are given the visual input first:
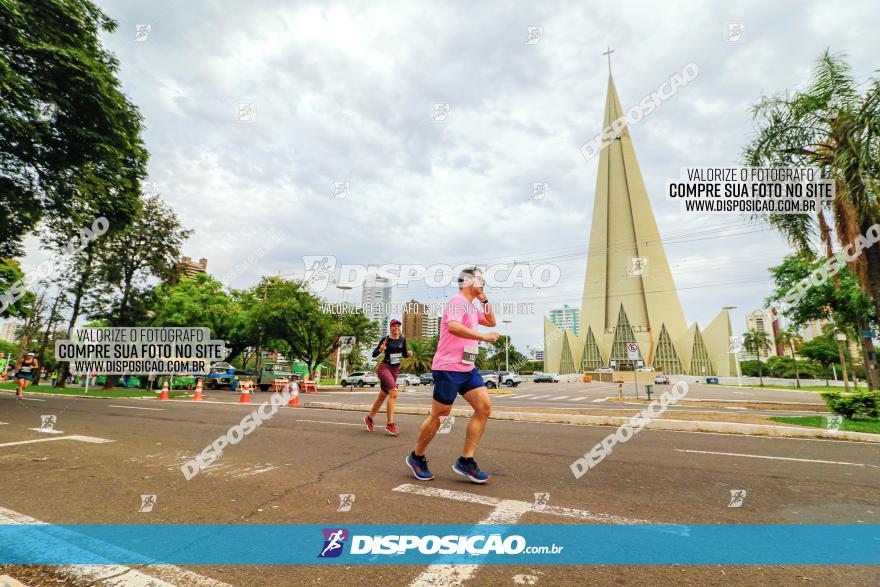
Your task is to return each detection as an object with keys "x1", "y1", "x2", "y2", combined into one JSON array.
[{"x1": 0, "y1": 524, "x2": 877, "y2": 565}]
